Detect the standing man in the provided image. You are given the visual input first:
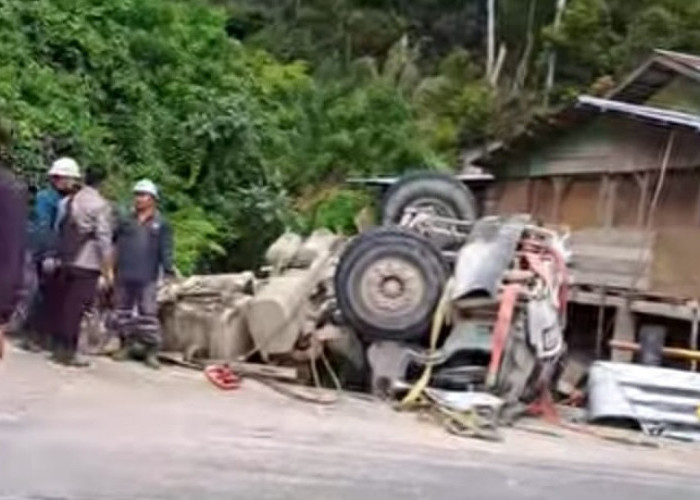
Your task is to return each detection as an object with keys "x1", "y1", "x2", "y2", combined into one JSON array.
[
  {"x1": 112, "y1": 180, "x2": 174, "y2": 369},
  {"x1": 0, "y1": 168, "x2": 28, "y2": 360},
  {"x1": 12, "y1": 158, "x2": 81, "y2": 349},
  {"x1": 35, "y1": 158, "x2": 82, "y2": 258},
  {"x1": 52, "y1": 165, "x2": 113, "y2": 367}
]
